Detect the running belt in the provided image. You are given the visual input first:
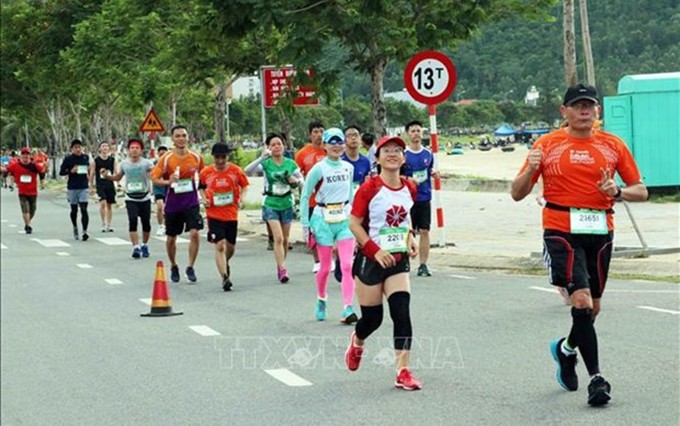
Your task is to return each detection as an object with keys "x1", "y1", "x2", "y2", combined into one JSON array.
[{"x1": 544, "y1": 201, "x2": 614, "y2": 214}]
